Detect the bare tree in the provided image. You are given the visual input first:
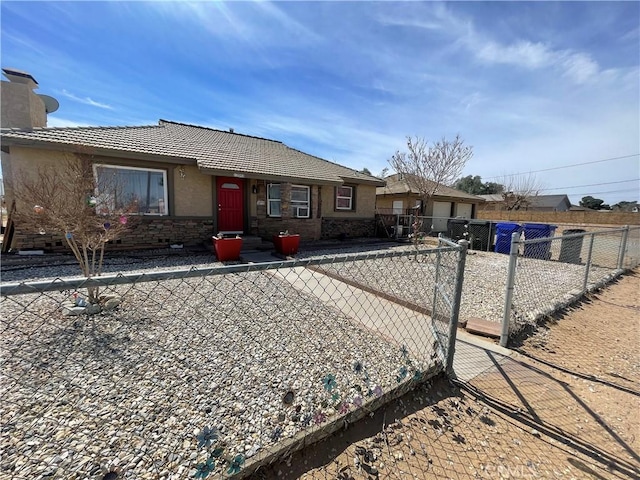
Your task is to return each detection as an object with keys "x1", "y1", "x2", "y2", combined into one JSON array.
[
  {"x1": 389, "y1": 135, "x2": 473, "y2": 203},
  {"x1": 389, "y1": 135, "x2": 473, "y2": 242},
  {"x1": 13, "y1": 153, "x2": 133, "y2": 303},
  {"x1": 498, "y1": 173, "x2": 543, "y2": 211}
]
